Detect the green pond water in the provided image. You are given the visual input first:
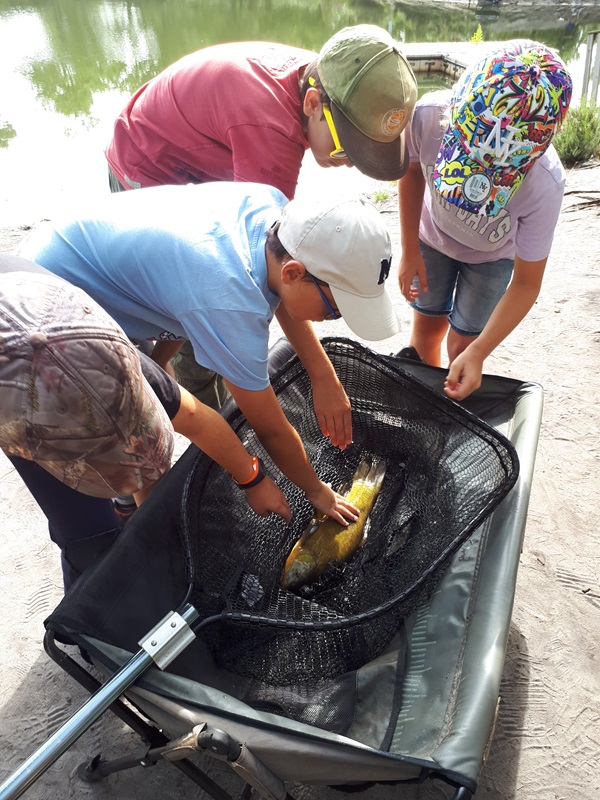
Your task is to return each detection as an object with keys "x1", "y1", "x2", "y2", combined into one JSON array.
[{"x1": 1, "y1": 0, "x2": 598, "y2": 224}]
